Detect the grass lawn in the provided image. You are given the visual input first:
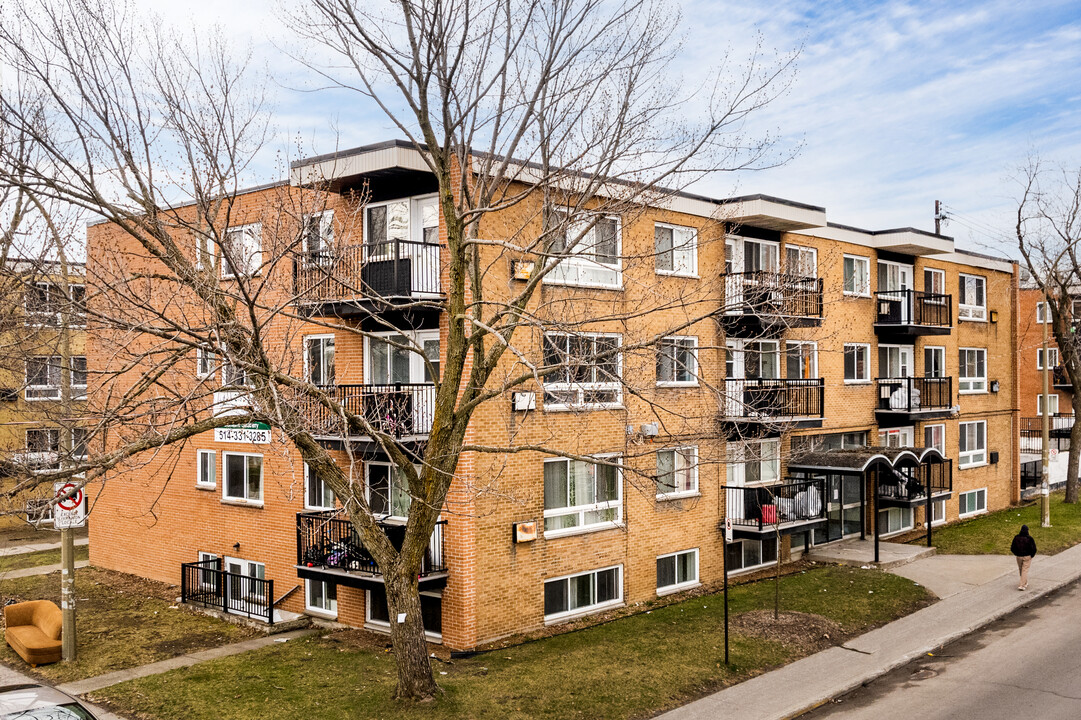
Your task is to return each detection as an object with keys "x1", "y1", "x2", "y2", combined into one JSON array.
[
  {"x1": 94, "y1": 565, "x2": 932, "y2": 720},
  {"x1": 0, "y1": 545, "x2": 89, "y2": 573},
  {"x1": 922, "y1": 491, "x2": 1081, "y2": 555},
  {"x1": 0, "y1": 566, "x2": 259, "y2": 683}
]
